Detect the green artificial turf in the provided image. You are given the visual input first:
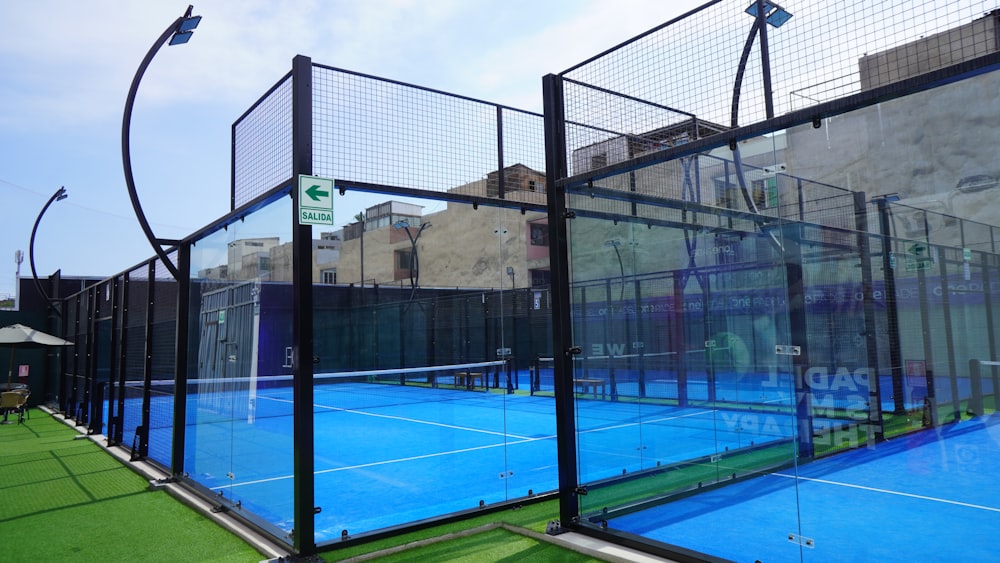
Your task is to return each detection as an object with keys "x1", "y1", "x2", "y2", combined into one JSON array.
[
  {"x1": 348, "y1": 526, "x2": 602, "y2": 563},
  {"x1": 321, "y1": 500, "x2": 581, "y2": 561},
  {"x1": 0, "y1": 411, "x2": 264, "y2": 563}
]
